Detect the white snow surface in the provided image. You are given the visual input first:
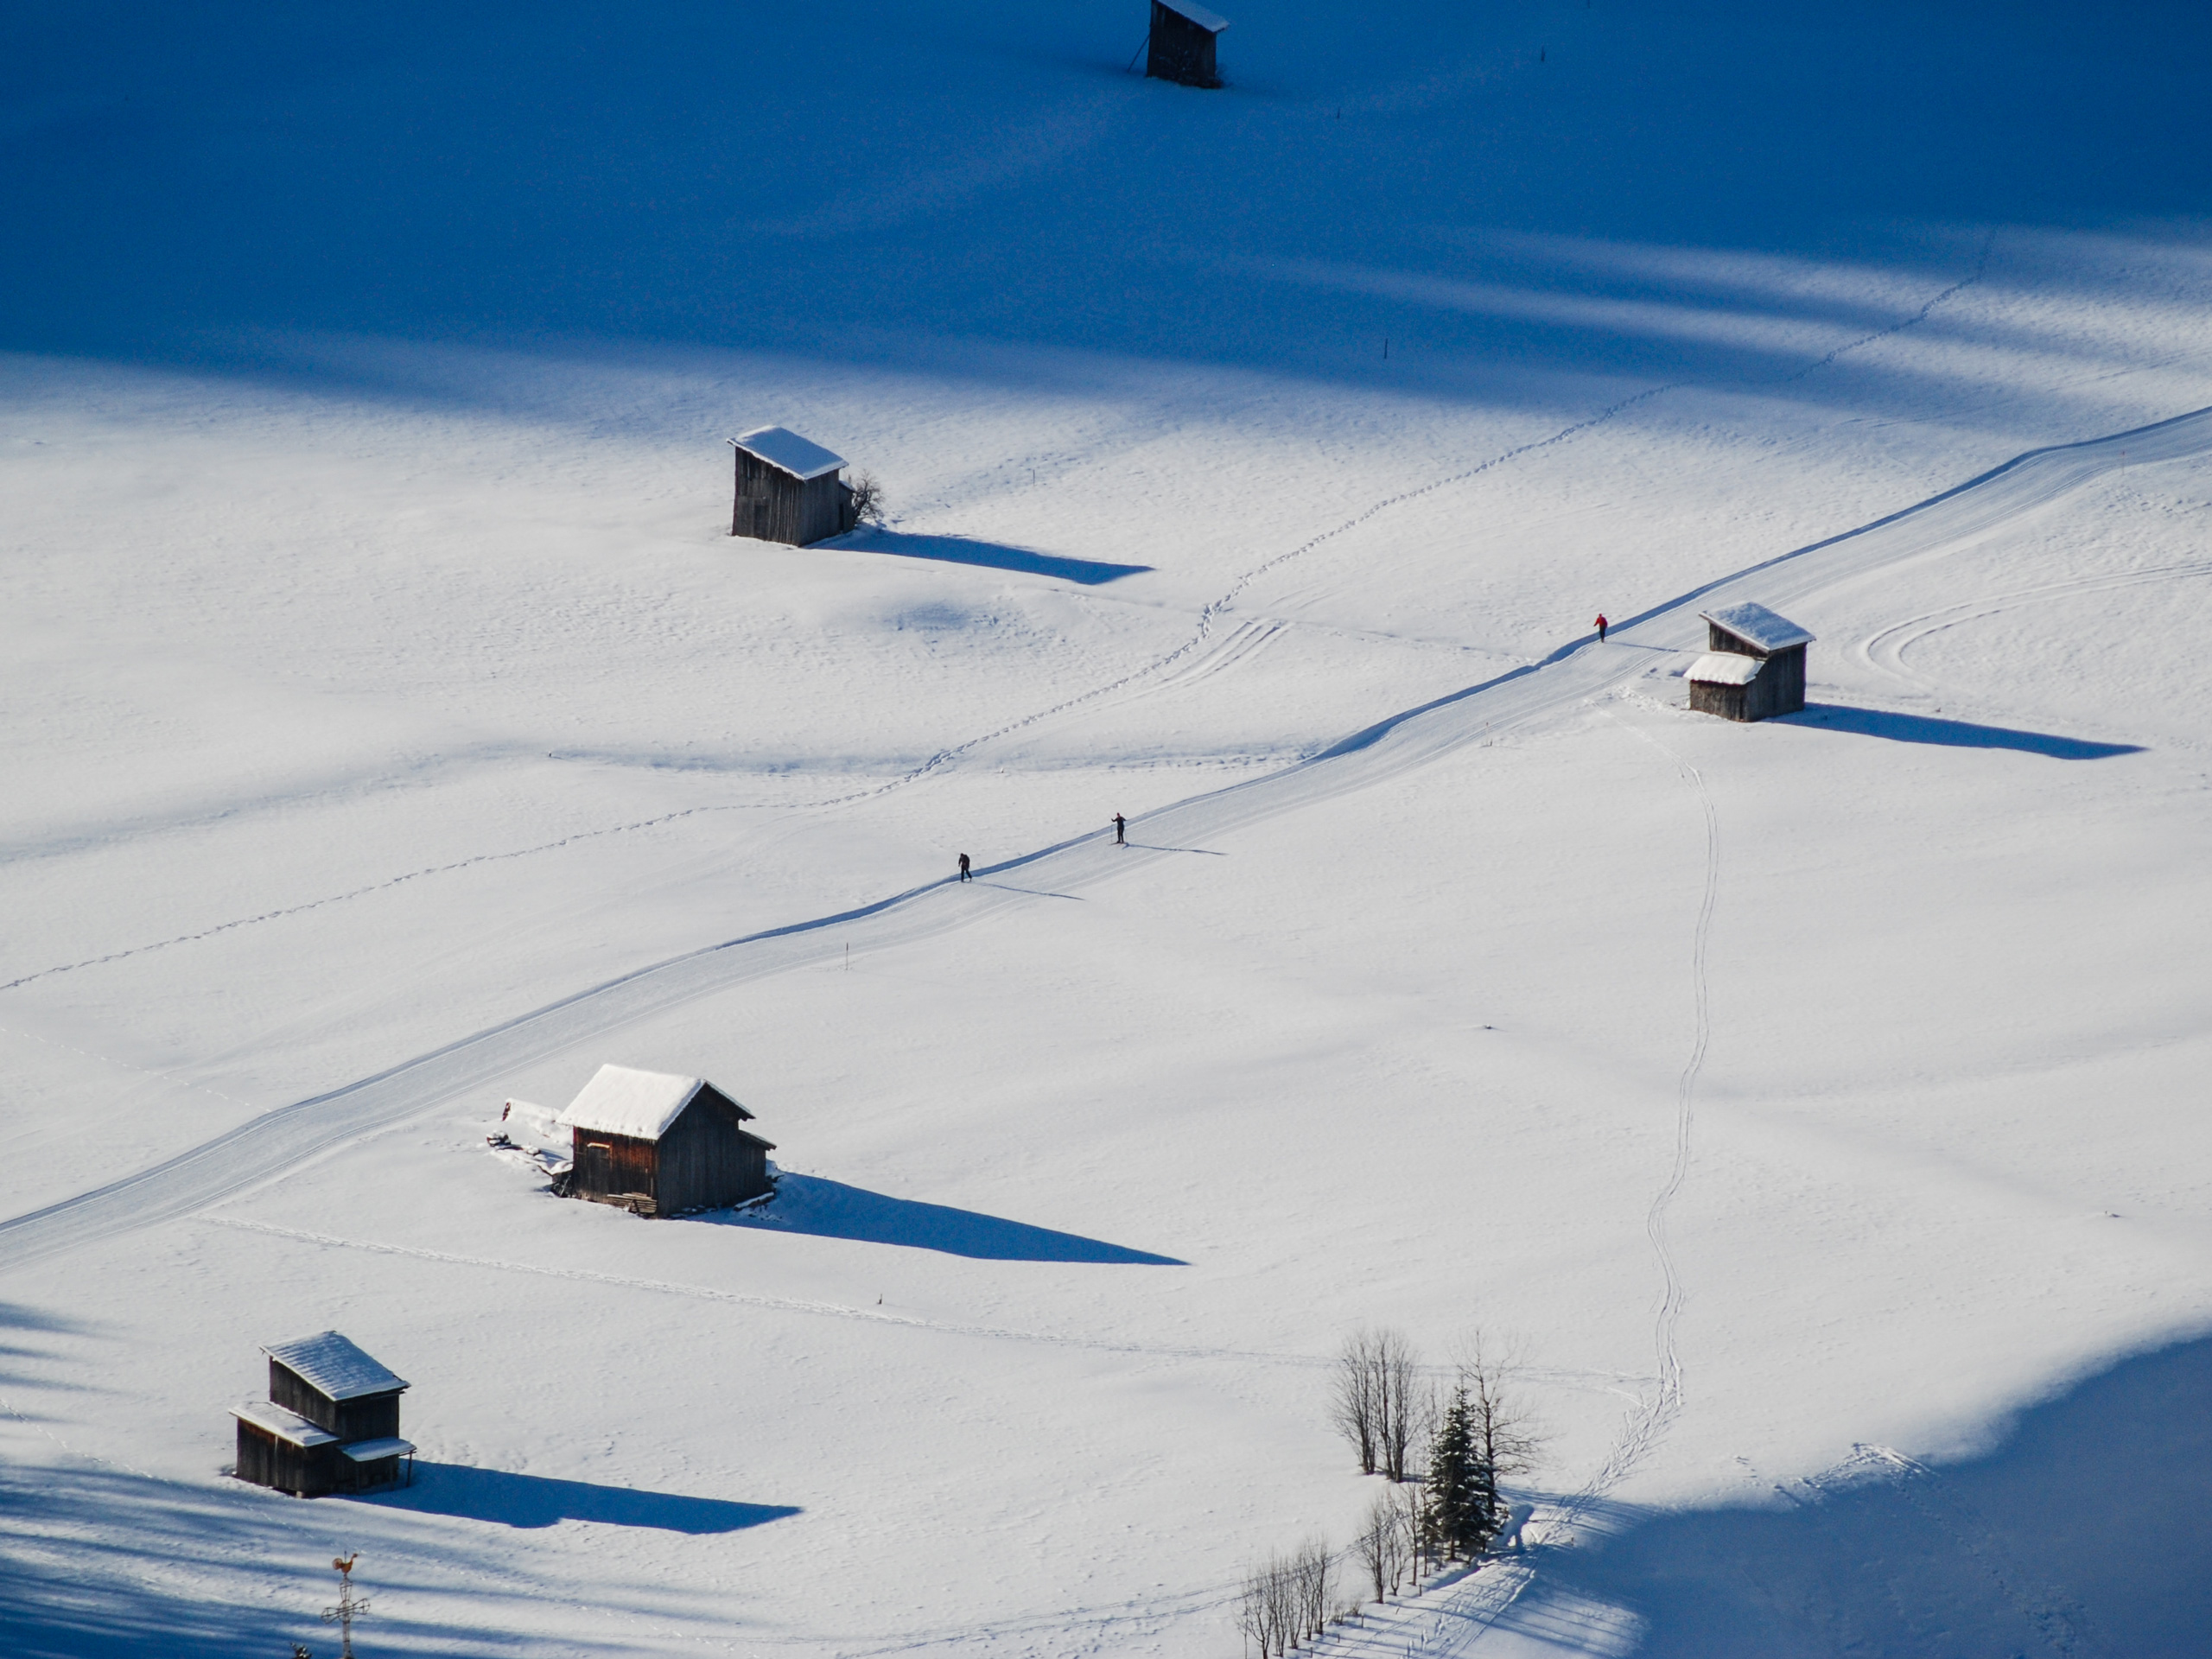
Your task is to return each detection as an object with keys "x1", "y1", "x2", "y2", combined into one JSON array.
[
  {"x1": 556, "y1": 1065, "x2": 721, "y2": 1144},
  {"x1": 260, "y1": 1332, "x2": 410, "y2": 1402},
  {"x1": 228, "y1": 1402, "x2": 339, "y2": 1449},
  {"x1": 729, "y1": 426, "x2": 846, "y2": 482},
  {"x1": 1158, "y1": 0, "x2": 1230, "y2": 34},
  {"x1": 1683, "y1": 652, "x2": 1764, "y2": 687},
  {"x1": 6, "y1": 5, "x2": 2212, "y2": 1658},
  {"x1": 1697, "y1": 601, "x2": 1815, "y2": 653}
]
